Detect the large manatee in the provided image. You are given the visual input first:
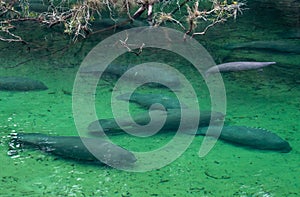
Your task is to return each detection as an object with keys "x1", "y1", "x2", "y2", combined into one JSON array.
[
  {"x1": 9, "y1": 133, "x2": 136, "y2": 167},
  {"x1": 106, "y1": 64, "x2": 182, "y2": 89},
  {"x1": 88, "y1": 109, "x2": 225, "y2": 136},
  {"x1": 191, "y1": 126, "x2": 292, "y2": 152}
]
